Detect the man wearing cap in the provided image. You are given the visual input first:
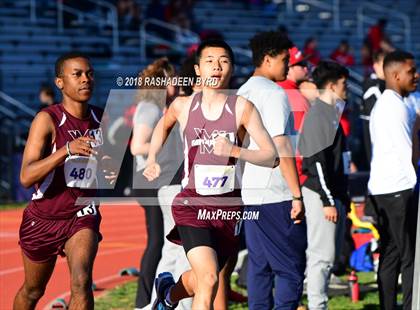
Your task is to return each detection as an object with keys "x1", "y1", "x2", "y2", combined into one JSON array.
[
  {"x1": 278, "y1": 46, "x2": 311, "y2": 185},
  {"x1": 278, "y1": 46, "x2": 311, "y2": 131}
]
